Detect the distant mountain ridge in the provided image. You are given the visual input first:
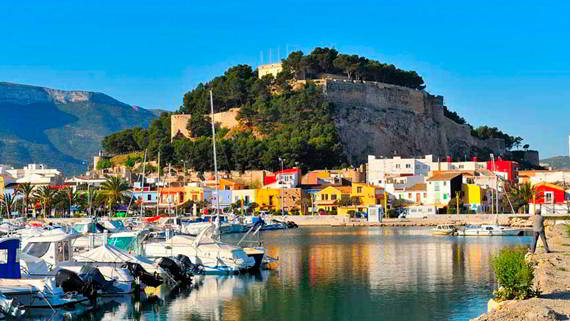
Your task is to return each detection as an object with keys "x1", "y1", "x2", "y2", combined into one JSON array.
[
  {"x1": 0, "y1": 82, "x2": 160, "y2": 175},
  {"x1": 540, "y1": 156, "x2": 570, "y2": 169}
]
